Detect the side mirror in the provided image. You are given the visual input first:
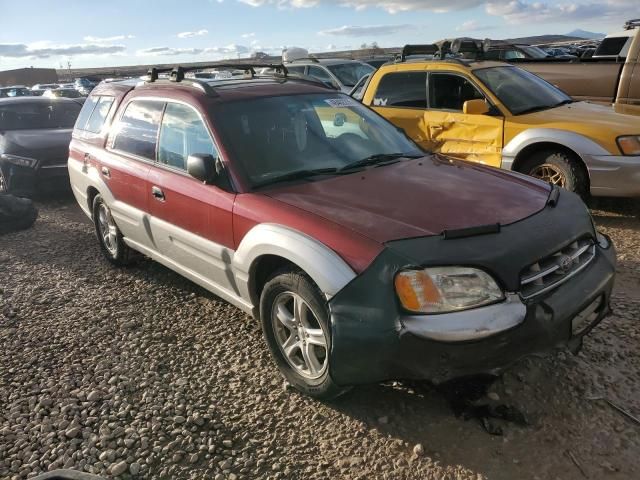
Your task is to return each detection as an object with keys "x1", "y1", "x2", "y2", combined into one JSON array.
[
  {"x1": 463, "y1": 99, "x2": 490, "y2": 115},
  {"x1": 187, "y1": 153, "x2": 217, "y2": 183}
]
